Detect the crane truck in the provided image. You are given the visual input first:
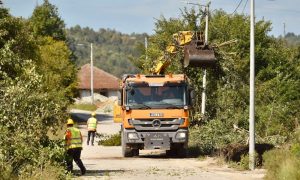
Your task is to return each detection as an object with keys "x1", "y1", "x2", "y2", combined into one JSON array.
[{"x1": 114, "y1": 31, "x2": 216, "y2": 157}]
